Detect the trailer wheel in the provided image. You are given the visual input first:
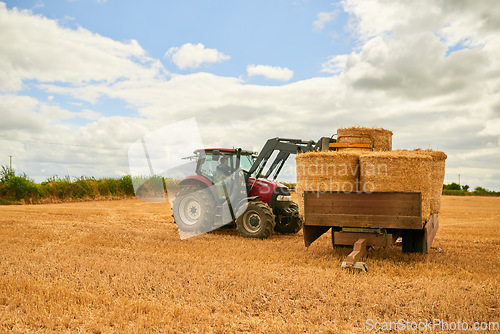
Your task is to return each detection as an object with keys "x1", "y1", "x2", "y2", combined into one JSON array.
[
  {"x1": 237, "y1": 201, "x2": 275, "y2": 239},
  {"x1": 173, "y1": 186, "x2": 215, "y2": 233},
  {"x1": 402, "y1": 229, "x2": 427, "y2": 253},
  {"x1": 274, "y1": 203, "x2": 303, "y2": 234}
]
